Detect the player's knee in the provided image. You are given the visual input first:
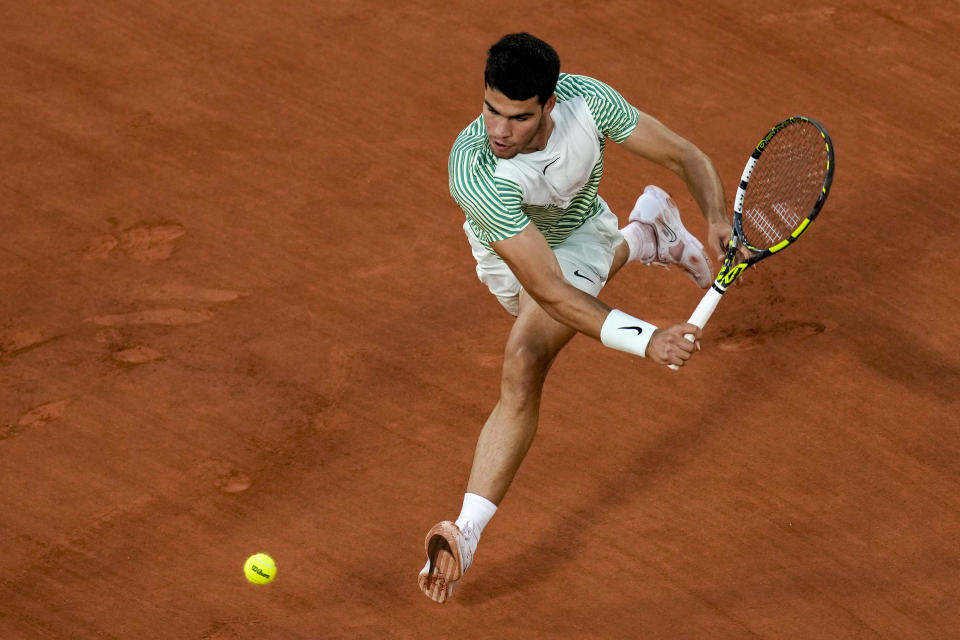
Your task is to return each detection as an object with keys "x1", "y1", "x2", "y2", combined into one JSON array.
[{"x1": 501, "y1": 343, "x2": 554, "y2": 398}]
